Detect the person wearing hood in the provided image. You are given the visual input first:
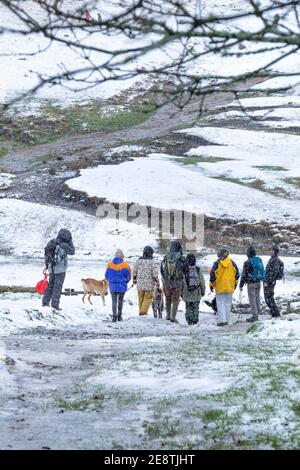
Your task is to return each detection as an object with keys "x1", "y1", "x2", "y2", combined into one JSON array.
[
  {"x1": 209, "y1": 248, "x2": 239, "y2": 326},
  {"x1": 42, "y1": 228, "x2": 75, "y2": 312},
  {"x1": 133, "y1": 246, "x2": 159, "y2": 316},
  {"x1": 105, "y1": 249, "x2": 131, "y2": 322},
  {"x1": 160, "y1": 240, "x2": 185, "y2": 323},
  {"x1": 263, "y1": 245, "x2": 284, "y2": 318},
  {"x1": 182, "y1": 253, "x2": 206, "y2": 325},
  {"x1": 240, "y1": 246, "x2": 265, "y2": 322}
]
